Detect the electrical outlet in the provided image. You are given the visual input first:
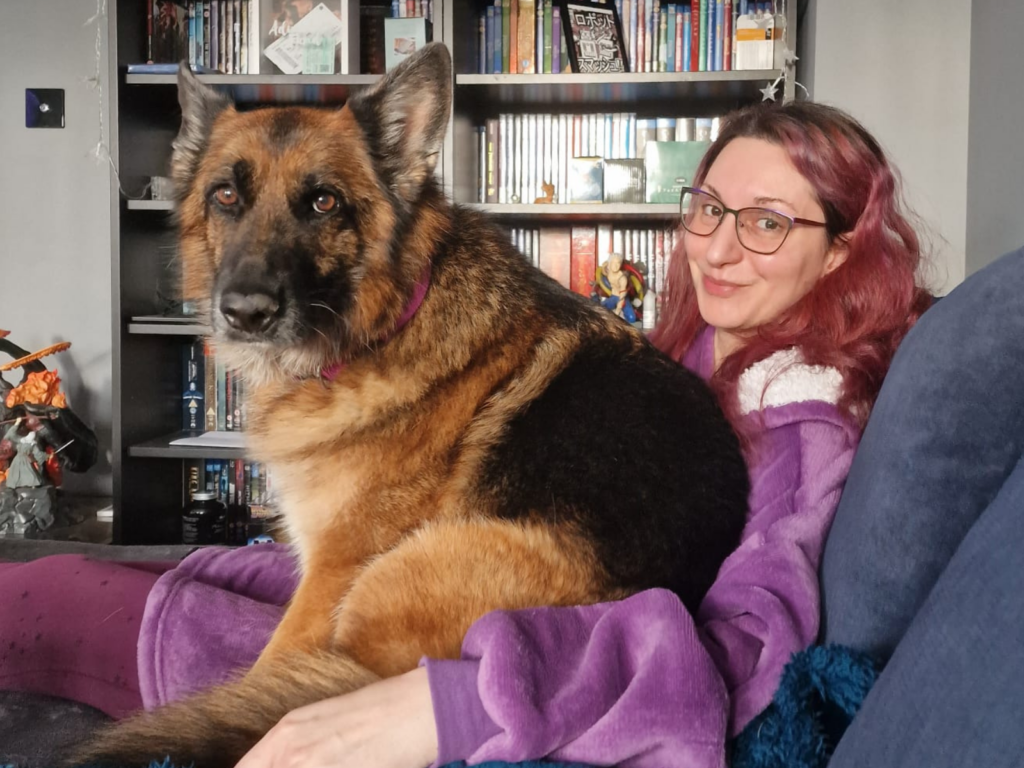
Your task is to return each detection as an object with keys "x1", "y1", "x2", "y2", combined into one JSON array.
[{"x1": 26, "y1": 89, "x2": 65, "y2": 128}]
